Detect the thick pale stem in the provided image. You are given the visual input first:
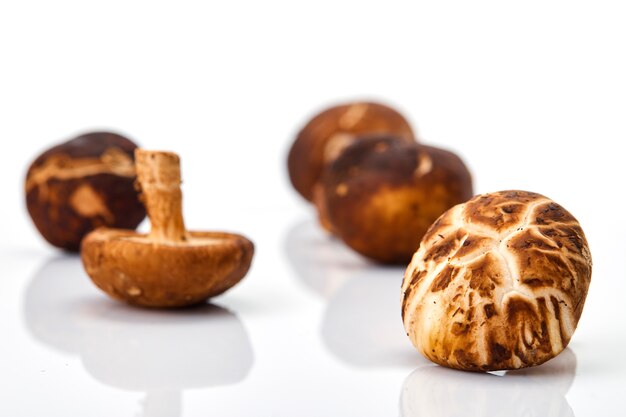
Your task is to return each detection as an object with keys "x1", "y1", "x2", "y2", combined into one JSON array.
[{"x1": 135, "y1": 149, "x2": 188, "y2": 243}]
